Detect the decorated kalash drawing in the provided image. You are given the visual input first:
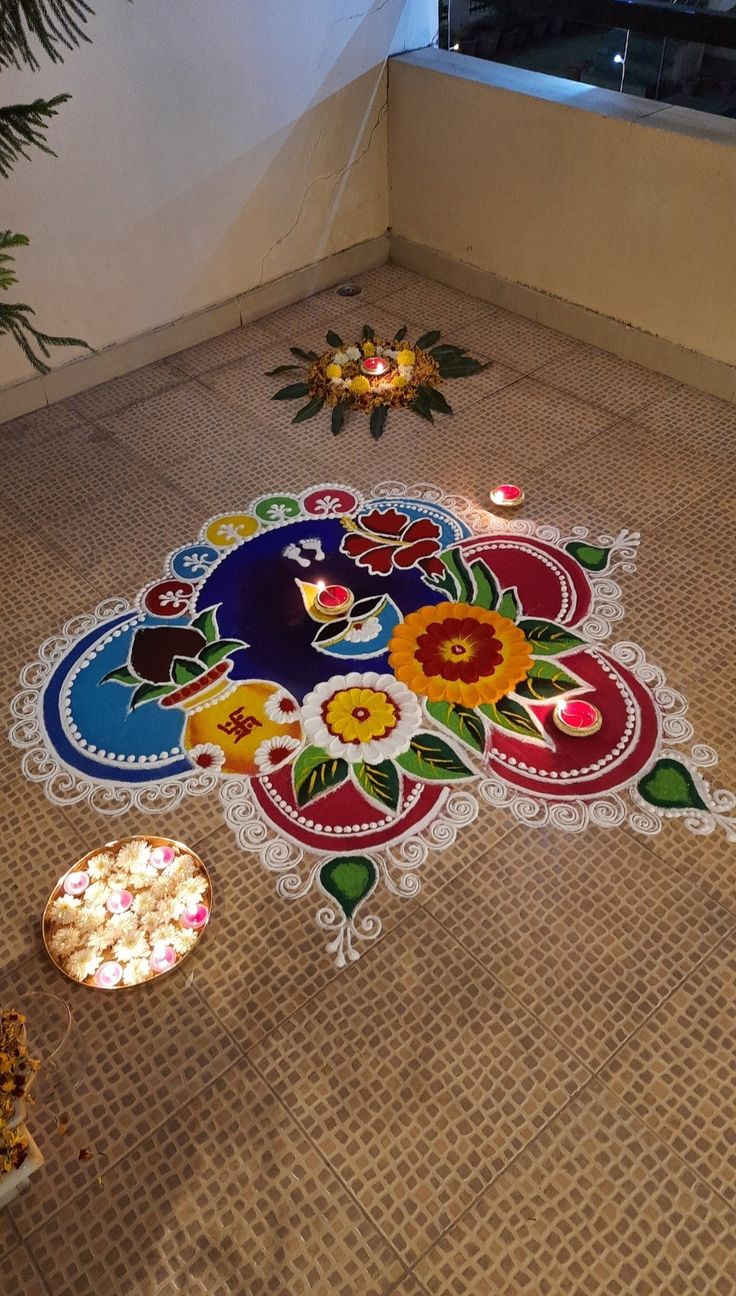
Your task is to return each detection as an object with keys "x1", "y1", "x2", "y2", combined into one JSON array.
[{"x1": 11, "y1": 482, "x2": 734, "y2": 967}]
